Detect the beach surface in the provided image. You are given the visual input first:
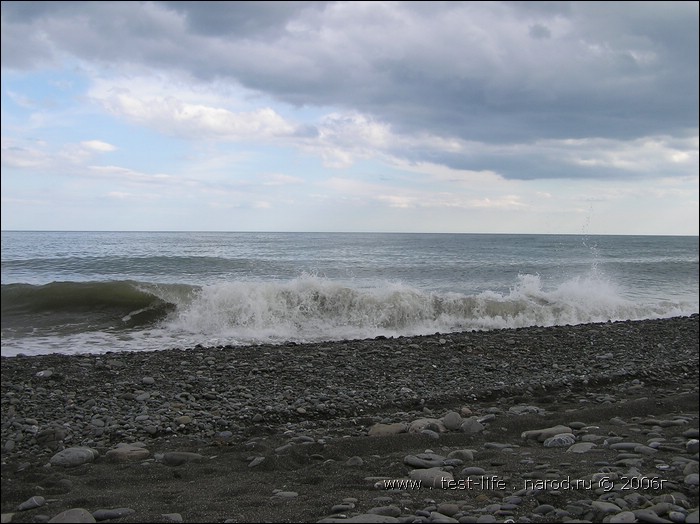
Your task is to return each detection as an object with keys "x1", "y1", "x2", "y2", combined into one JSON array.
[{"x1": 2, "y1": 315, "x2": 698, "y2": 523}]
